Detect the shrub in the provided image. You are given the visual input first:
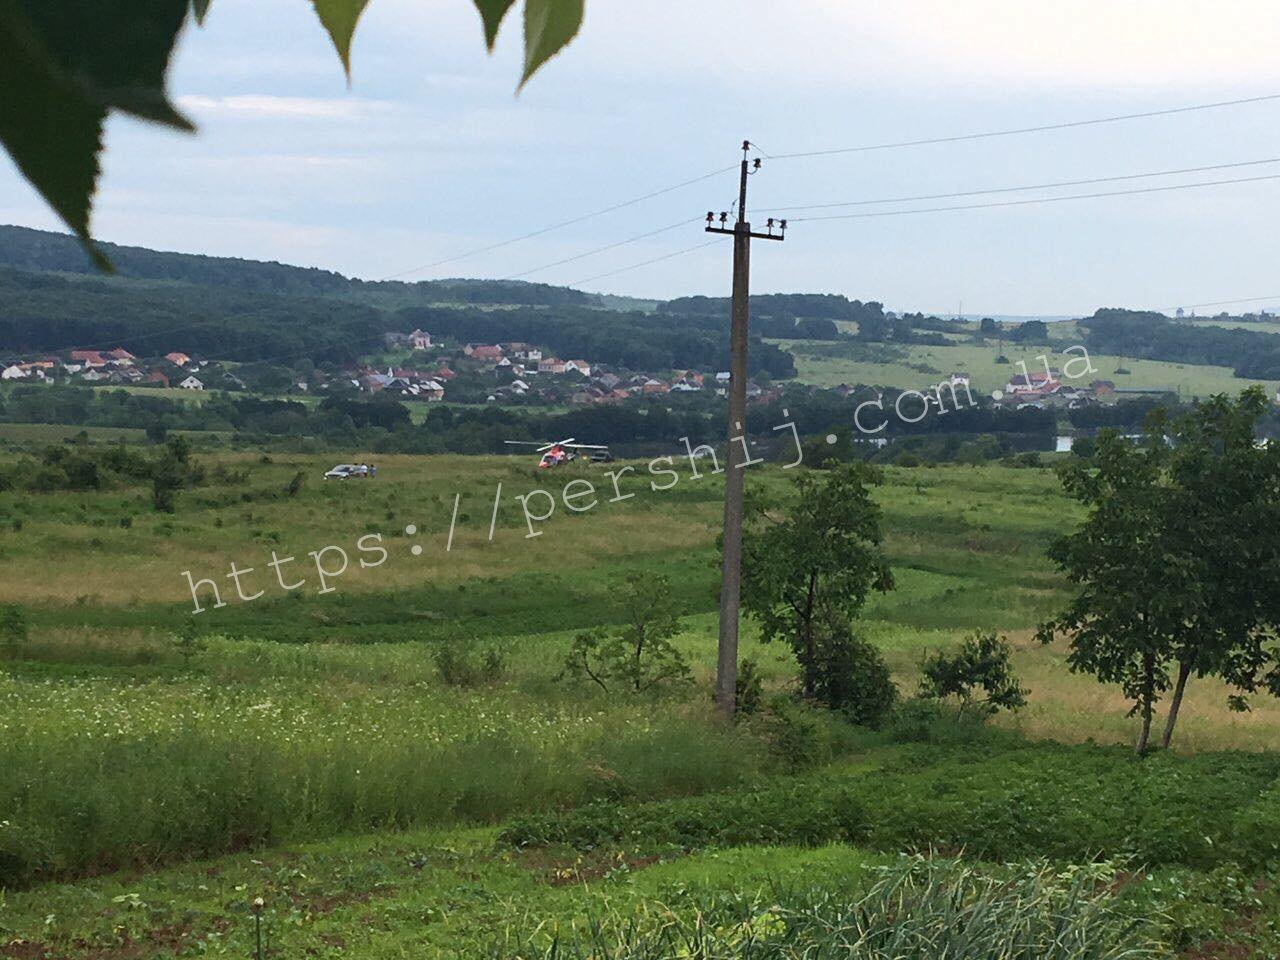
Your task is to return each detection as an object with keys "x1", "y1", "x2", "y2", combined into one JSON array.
[
  {"x1": 919, "y1": 631, "x2": 1027, "y2": 718},
  {"x1": 170, "y1": 619, "x2": 206, "y2": 667},
  {"x1": 433, "y1": 637, "x2": 508, "y2": 687},
  {"x1": 761, "y1": 696, "x2": 835, "y2": 772},
  {"x1": 560, "y1": 572, "x2": 690, "y2": 695},
  {"x1": 812, "y1": 616, "x2": 898, "y2": 726},
  {"x1": 0, "y1": 603, "x2": 29, "y2": 656}
]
